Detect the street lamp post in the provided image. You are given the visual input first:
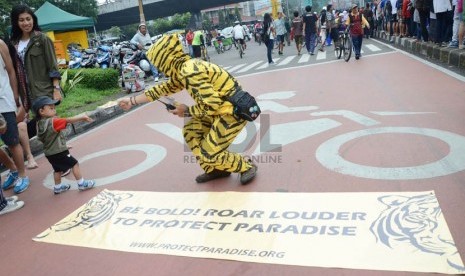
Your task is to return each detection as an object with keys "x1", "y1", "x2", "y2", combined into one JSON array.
[{"x1": 138, "y1": 0, "x2": 146, "y2": 23}]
